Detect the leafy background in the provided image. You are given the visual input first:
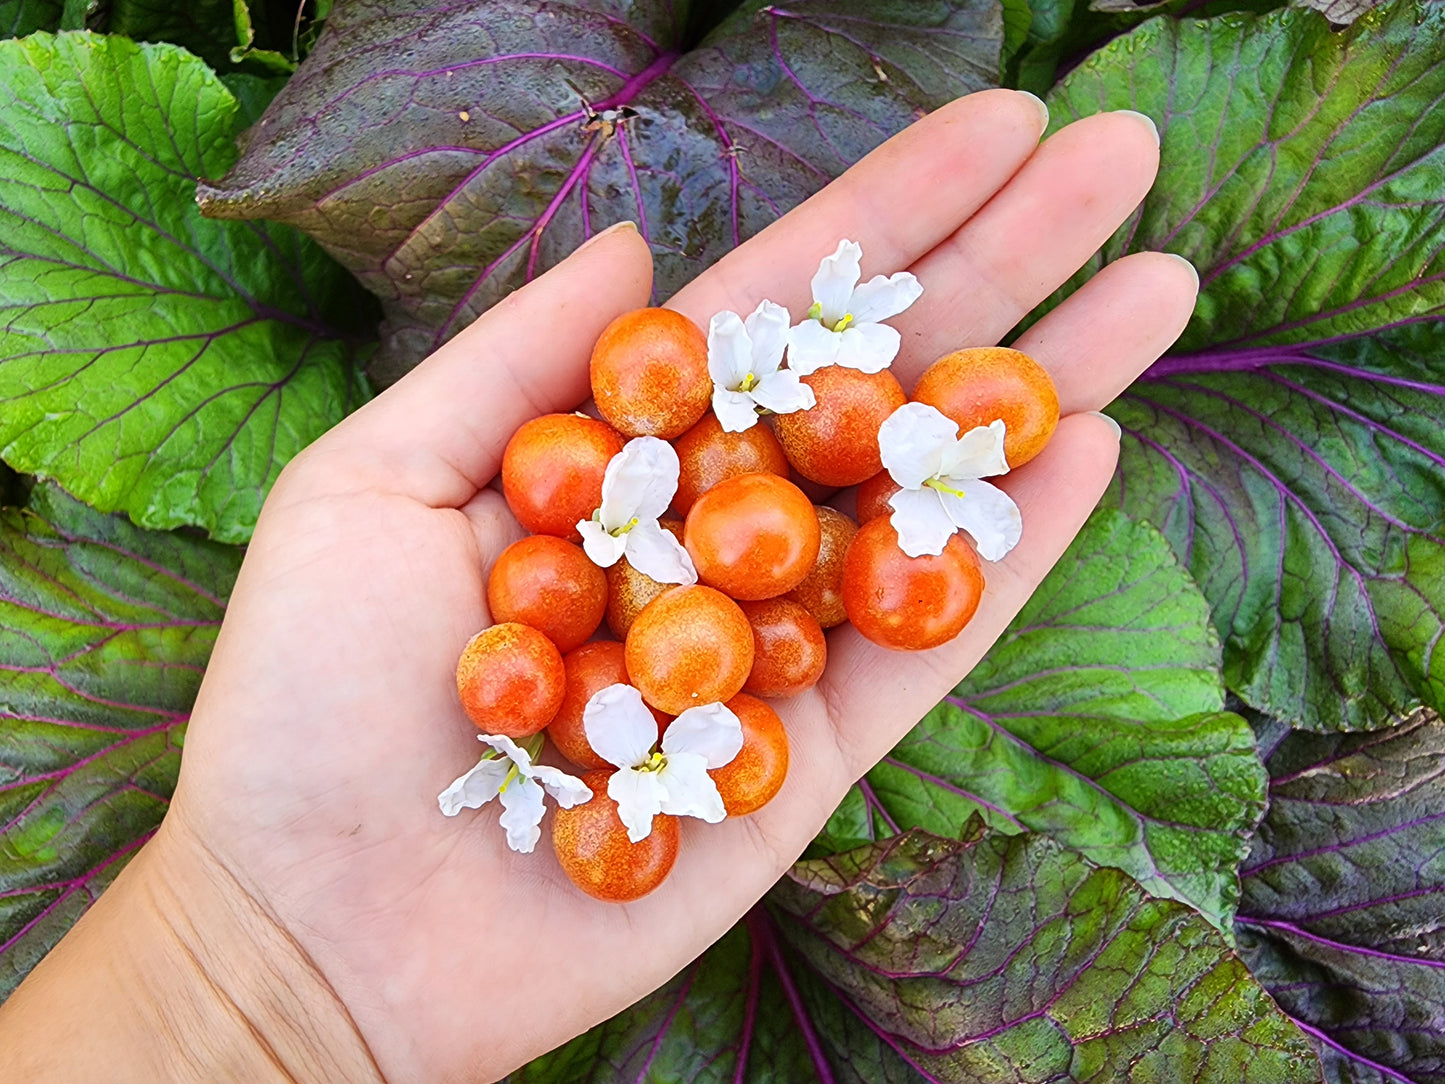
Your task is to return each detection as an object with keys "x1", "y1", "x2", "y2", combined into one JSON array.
[{"x1": 0, "y1": 0, "x2": 1441, "y2": 1080}]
